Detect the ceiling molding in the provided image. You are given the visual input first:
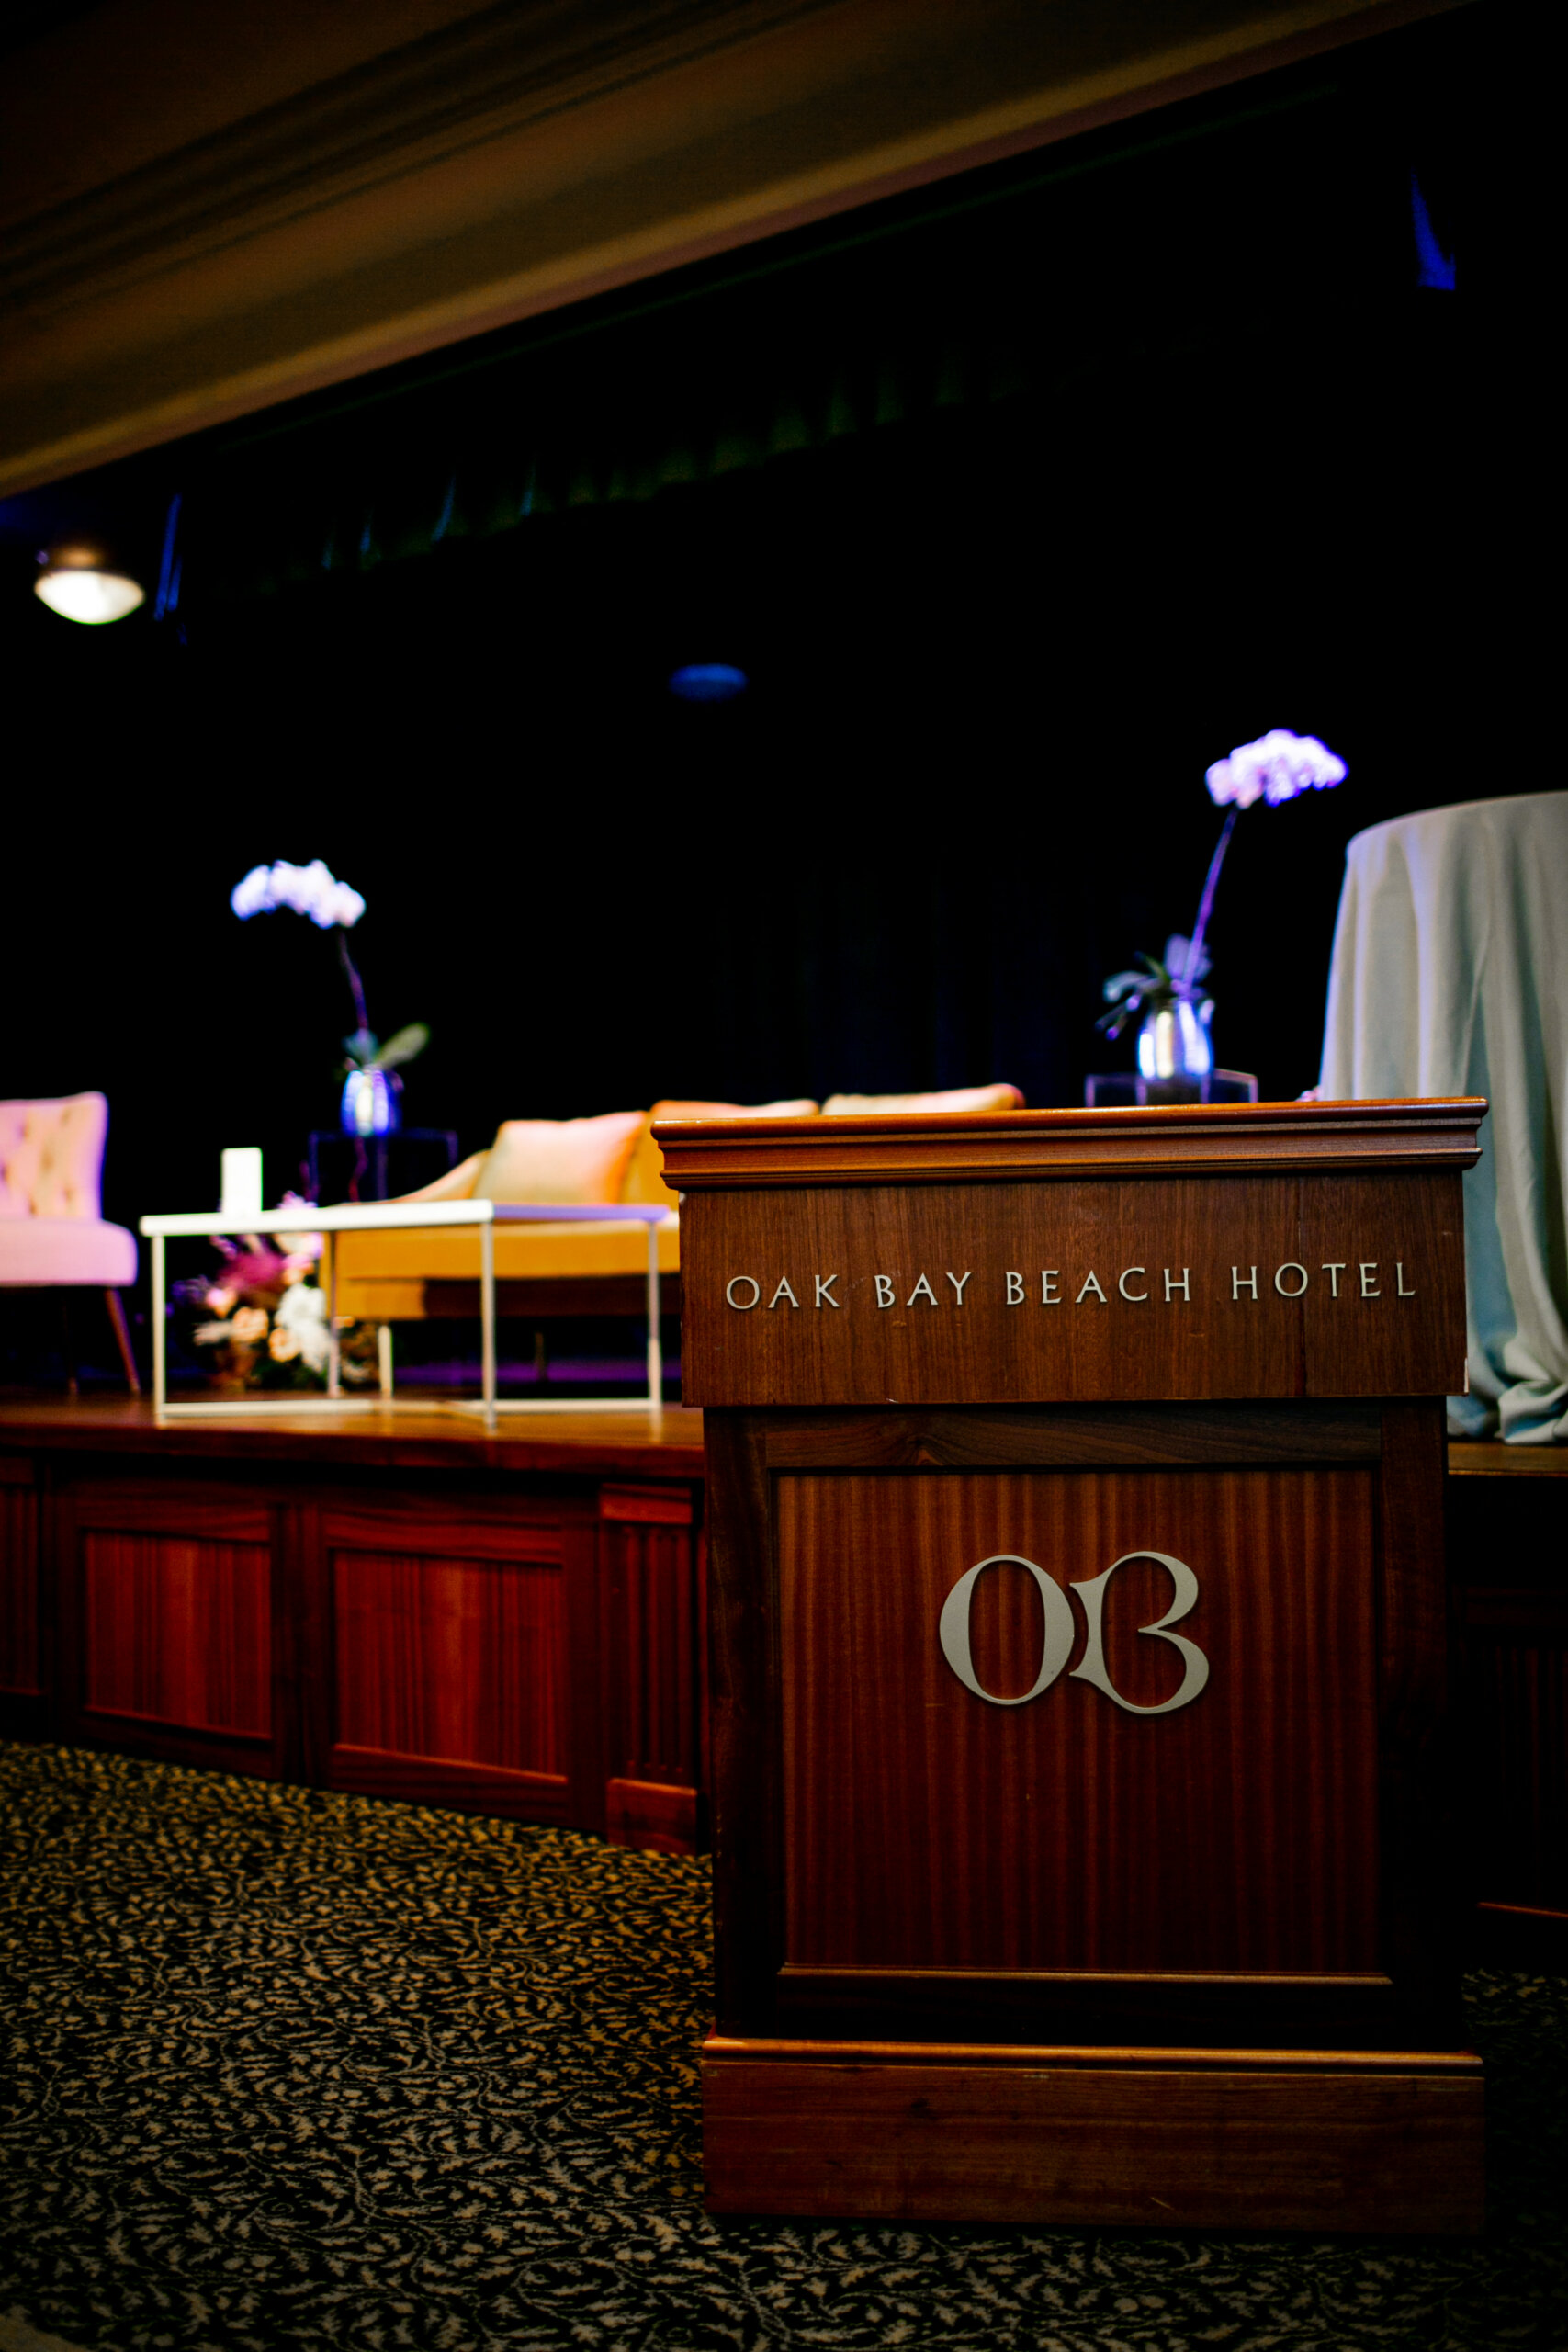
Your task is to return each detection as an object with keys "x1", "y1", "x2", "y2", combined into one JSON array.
[{"x1": 0, "y1": 0, "x2": 1463, "y2": 495}]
